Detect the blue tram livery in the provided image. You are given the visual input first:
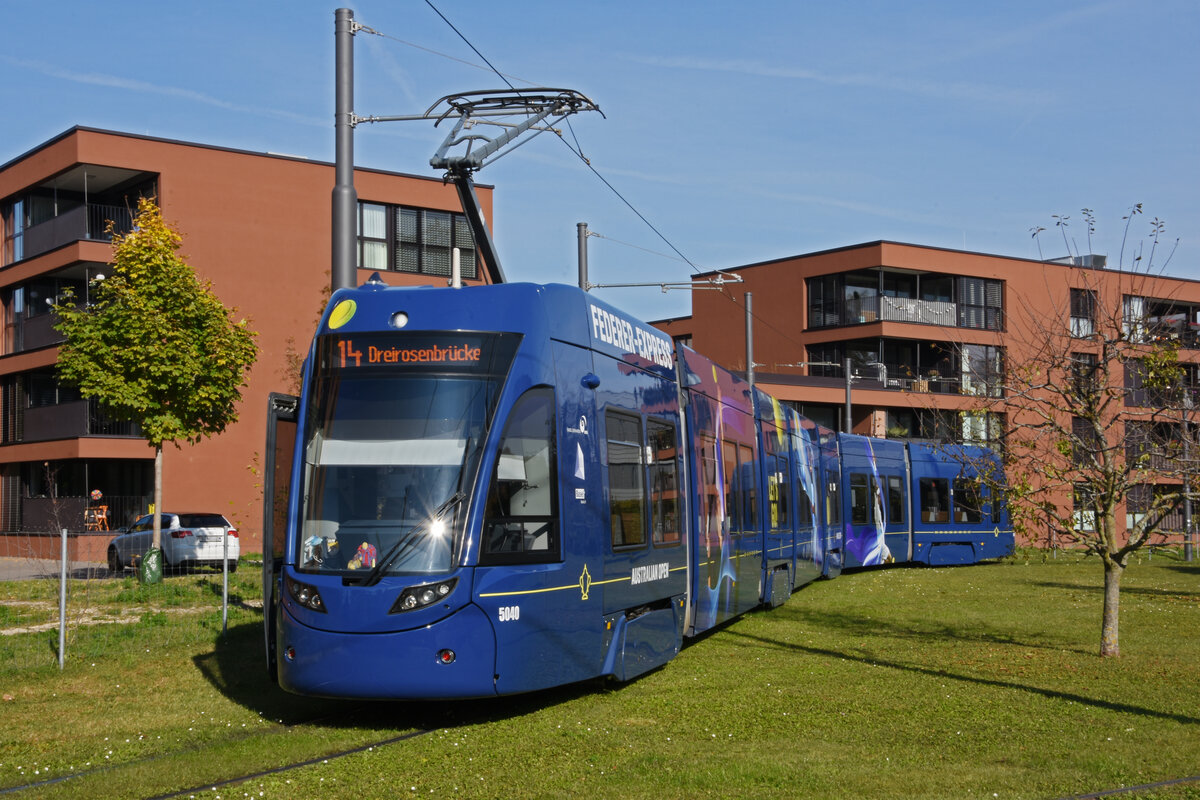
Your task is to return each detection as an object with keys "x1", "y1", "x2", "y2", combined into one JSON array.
[{"x1": 262, "y1": 277, "x2": 1014, "y2": 699}]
